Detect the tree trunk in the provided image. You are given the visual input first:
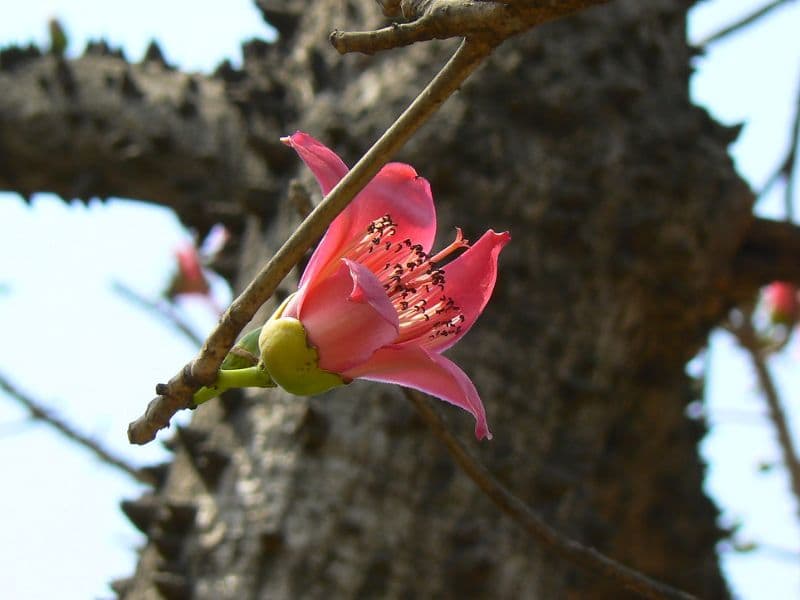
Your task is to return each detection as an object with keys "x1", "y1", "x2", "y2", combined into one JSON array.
[{"x1": 1, "y1": 0, "x2": 755, "y2": 598}]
